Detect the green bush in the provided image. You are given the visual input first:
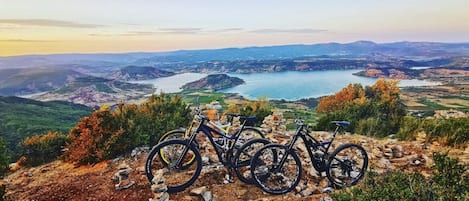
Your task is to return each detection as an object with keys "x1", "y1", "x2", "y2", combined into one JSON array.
[
  {"x1": 397, "y1": 116, "x2": 469, "y2": 146},
  {"x1": 396, "y1": 115, "x2": 421, "y2": 140},
  {"x1": 332, "y1": 153, "x2": 468, "y2": 201},
  {"x1": 432, "y1": 153, "x2": 469, "y2": 201},
  {"x1": 20, "y1": 131, "x2": 69, "y2": 166},
  {"x1": 332, "y1": 171, "x2": 437, "y2": 201},
  {"x1": 423, "y1": 117, "x2": 469, "y2": 146}
]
